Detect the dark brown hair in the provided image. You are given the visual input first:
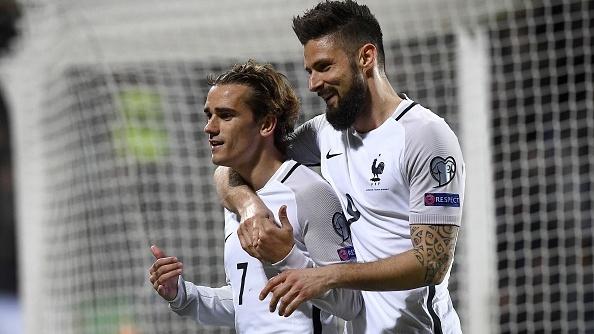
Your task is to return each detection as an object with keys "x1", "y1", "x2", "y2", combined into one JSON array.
[{"x1": 292, "y1": 0, "x2": 385, "y2": 69}]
